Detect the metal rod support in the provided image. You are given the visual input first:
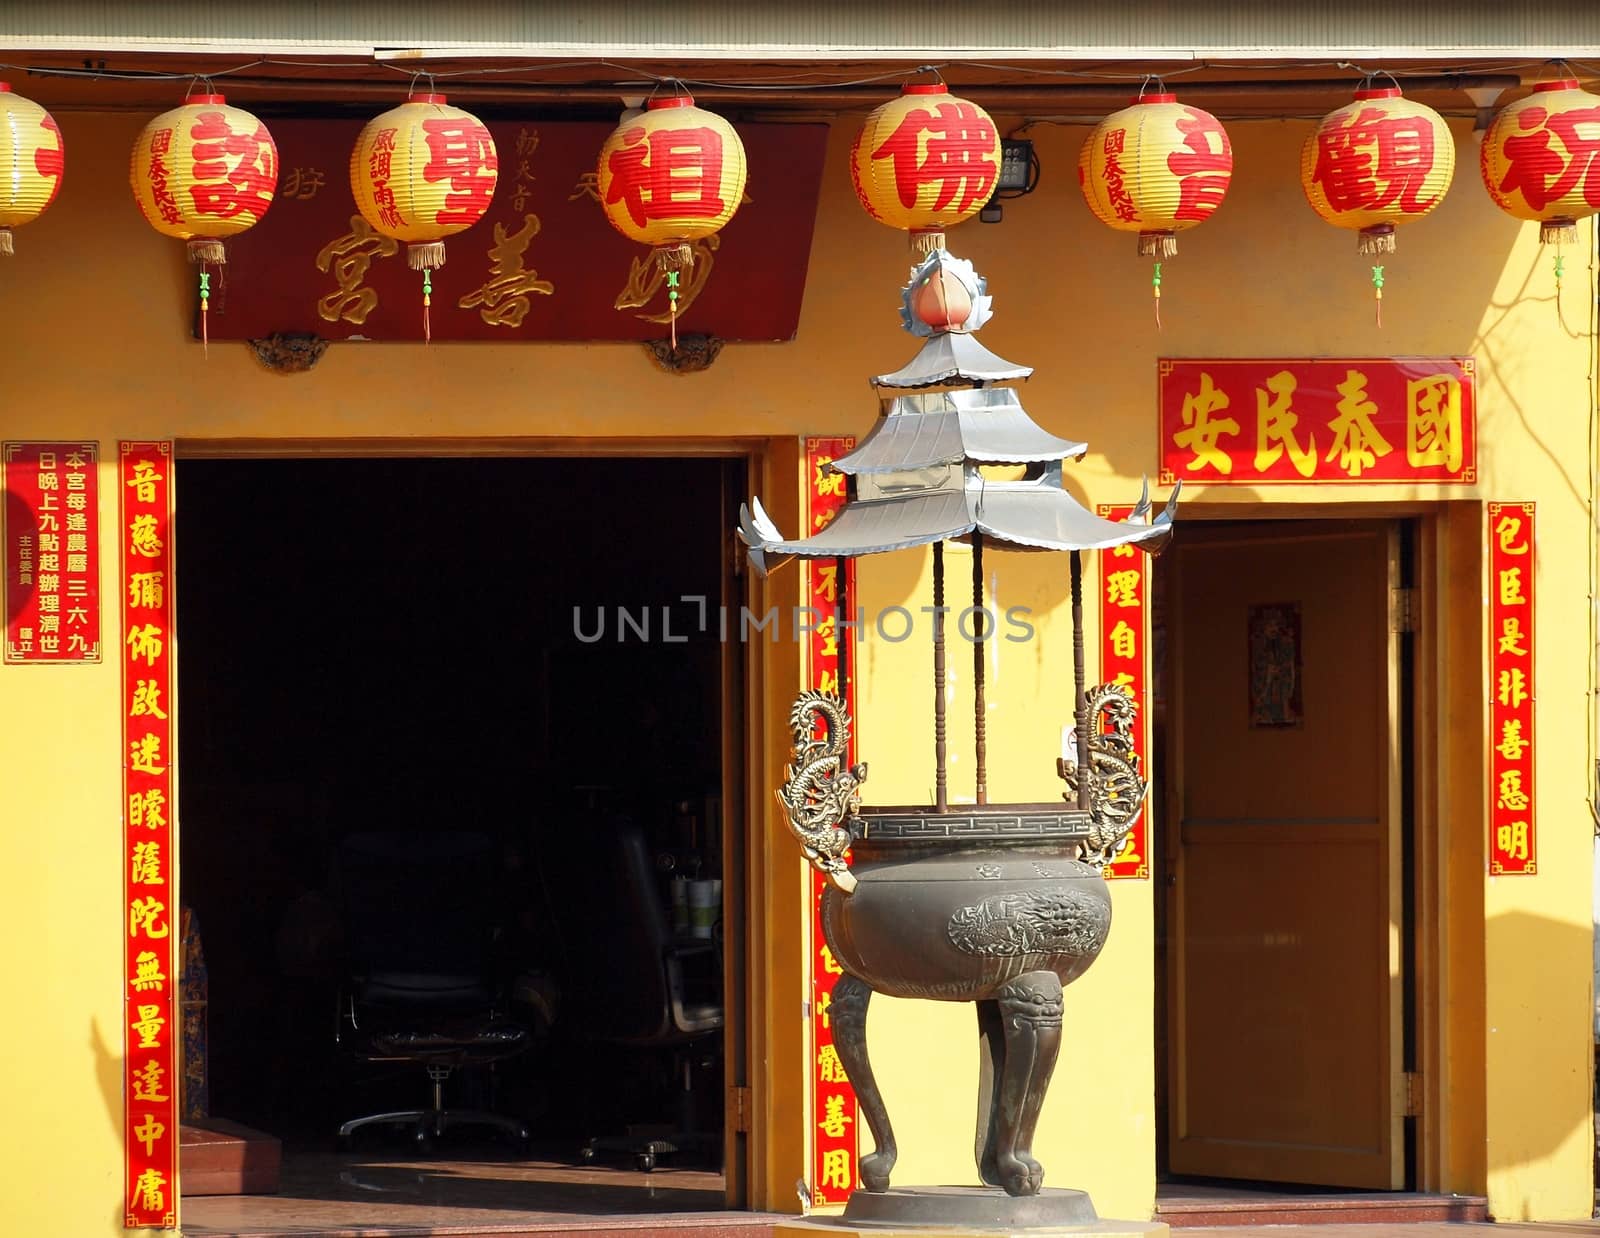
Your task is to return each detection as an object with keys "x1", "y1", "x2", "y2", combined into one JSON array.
[{"x1": 972, "y1": 533, "x2": 988, "y2": 807}]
